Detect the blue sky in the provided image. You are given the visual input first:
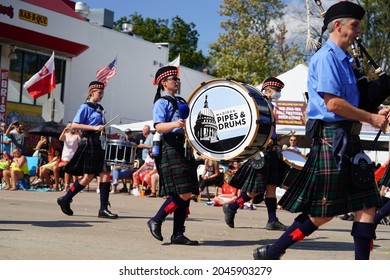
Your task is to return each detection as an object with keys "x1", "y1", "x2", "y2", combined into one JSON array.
[
  {"x1": 84, "y1": 0, "x2": 337, "y2": 55},
  {"x1": 84, "y1": 0, "x2": 225, "y2": 55}
]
